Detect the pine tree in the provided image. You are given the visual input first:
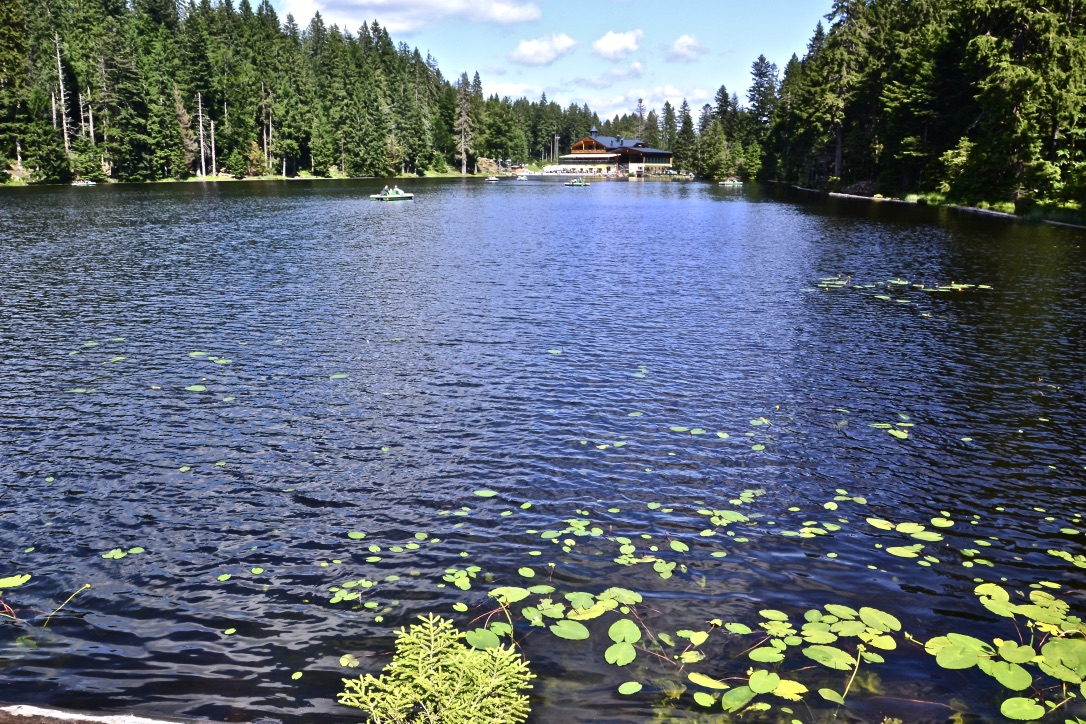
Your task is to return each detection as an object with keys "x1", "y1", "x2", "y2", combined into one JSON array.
[
  {"x1": 700, "y1": 118, "x2": 730, "y2": 180},
  {"x1": 642, "y1": 109, "x2": 660, "y2": 148},
  {"x1": 660, "y1": 100, "x2": 676, "y2": 150},
  {"x1": 0, "y1": 0, "x2": 30, "y2": 178},
  {"x1": 454, "y1": 72, "x2": 473, "y2": 173},
  {"x1": 747, "y1": 54, "x2": 778, "y2": 136},
  {"x1": 673, "y1": 99, "x2": 696, "y2": 172}
]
